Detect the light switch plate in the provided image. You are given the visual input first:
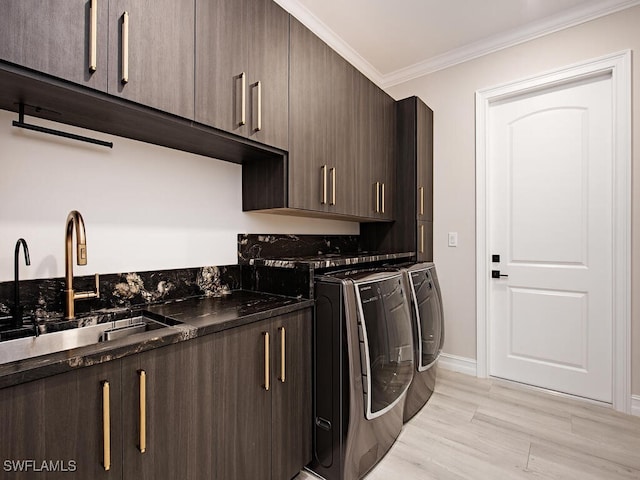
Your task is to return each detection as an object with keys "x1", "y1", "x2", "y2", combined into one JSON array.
[{"x1": 448, "y1": 232, "x2": 458, "y2": 247}]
